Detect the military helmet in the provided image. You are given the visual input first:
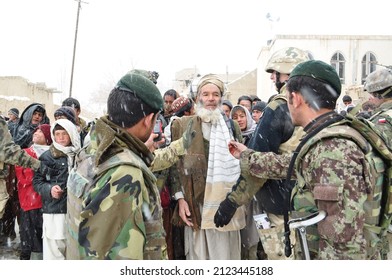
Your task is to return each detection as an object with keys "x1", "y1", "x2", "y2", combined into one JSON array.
[
  {"x1": 265, "y1": 47, "x2": 310, "y2": 74},
  {"x1": 364, "y1": 68, "x2": 392, "y2": 96}
]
